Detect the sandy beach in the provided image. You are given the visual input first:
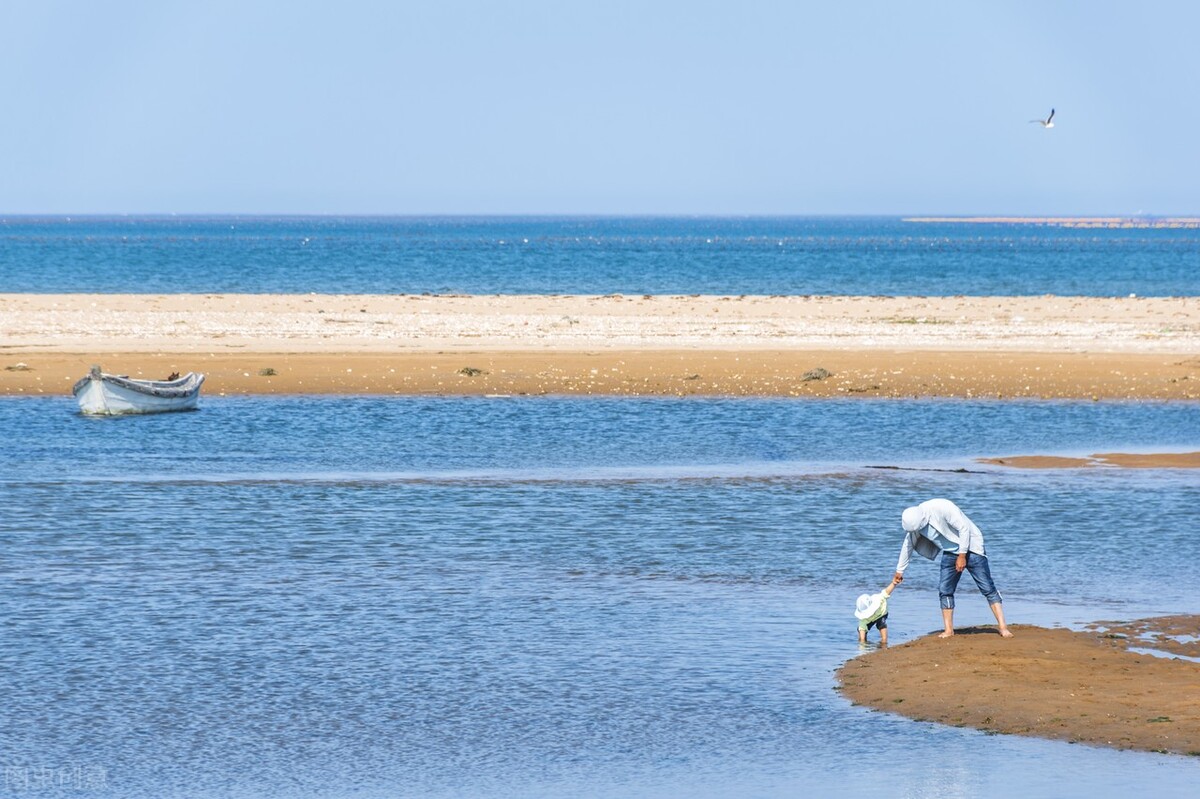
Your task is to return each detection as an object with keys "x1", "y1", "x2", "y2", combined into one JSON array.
[
  {"x1": 837, "y1": 616, "x2": 1200, "y2": 755},
  {"x1": 3, "y1": 294, "x2": 1199, "y2": 398}
]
